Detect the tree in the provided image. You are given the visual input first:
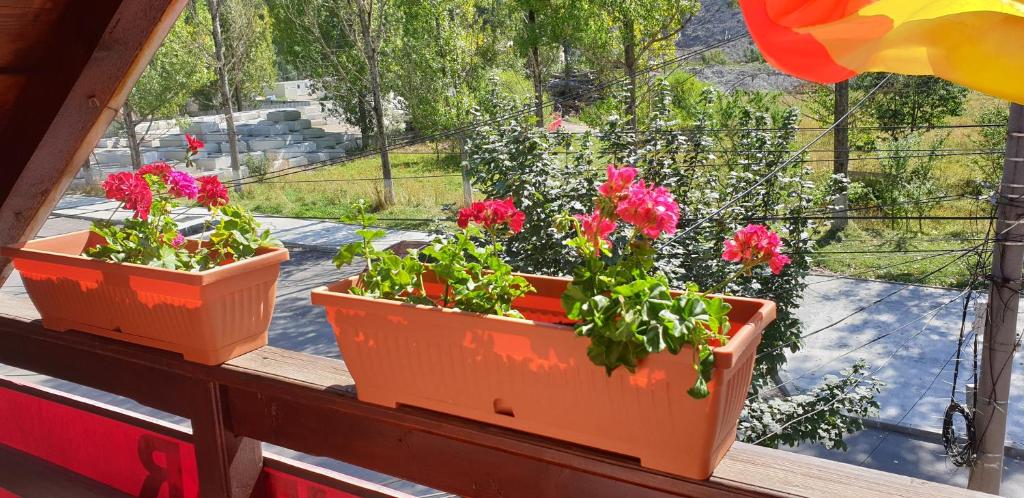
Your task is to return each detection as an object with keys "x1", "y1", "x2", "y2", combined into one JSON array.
[
  {"x1": 855, "y1": 73, "x2": 969, "y2": 138},
  {"x1": 390, "y1": 0, "x2": 489, "y2": 134},
  {"x1": 122, "y1": 9, "x2": 214, "y2": 169},
  {"x1": 591, "y1": 0, "x2": 700, "y2": 128},
  {"x1": 510, "y1": 1, "x2": 563, "y2": 127},
  {"x1": 221, "y1": 0, "x2": 278, "y2": 111},
  {"x1": 207, "y1": 0, "x2": 244, "y2": 191},
  {"x1": 268, "y1": 0, "x2": 396, "y2": 205},
  {"x1": 268, "y1": 0, "x2": 374, "y2": 144}
]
